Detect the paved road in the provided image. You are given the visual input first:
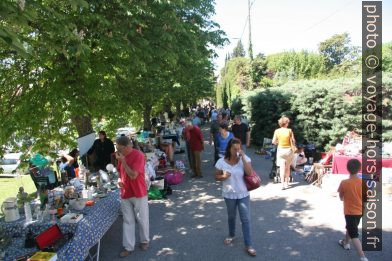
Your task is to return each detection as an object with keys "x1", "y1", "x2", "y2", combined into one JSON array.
[{"x1": 100, "y1": 126, "x2": 391, "y2": 261}]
